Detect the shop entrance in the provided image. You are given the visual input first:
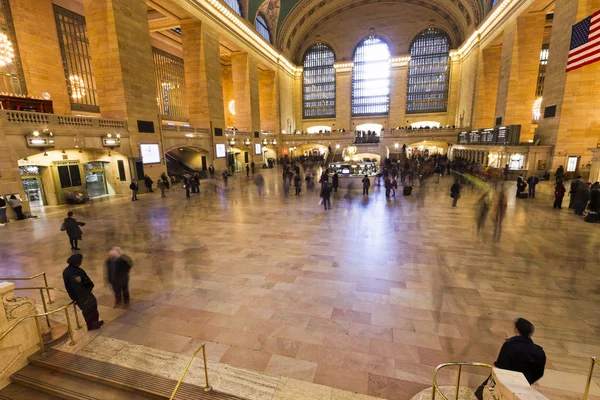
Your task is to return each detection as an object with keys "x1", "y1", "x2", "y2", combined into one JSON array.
[
  {"x1": 83, "y1": 162, "x2": 108, "y2": 198},
  {"x1": 19, "y1": 166, "x2": 46, "y2": 207}
]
